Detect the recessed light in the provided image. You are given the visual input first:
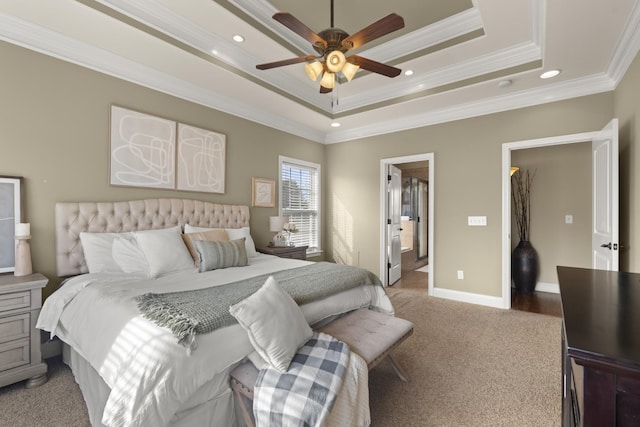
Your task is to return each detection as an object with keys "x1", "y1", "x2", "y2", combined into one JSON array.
[
  {"x1": 540, "y1": 69, "x2": 561, "y2": 79},
  {"x1": 498, "y1": 79, "x2": 512, "y2": 88},
  {"x1": 330, "y1": 122, "x2": 341, "y2": 128},
  {"x1": 404, "y1": 70, "x2": 414, "y2": 76},
  {"x1": 232, "y1": 34, "x2": 244, "y2": 43}
]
